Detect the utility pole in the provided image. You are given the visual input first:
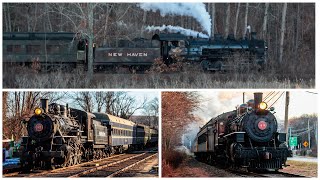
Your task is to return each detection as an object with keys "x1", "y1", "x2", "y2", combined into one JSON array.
[
  {"x1": 284, "y1": 91, "x2": 290, "y2": 141},
  {"x1": 308, "y1": 119, "x2": 311, "y2": 149},
  {"x1": 315, "y1": 121, "x2": 318, "y2": 143},
  {"x1": 243, "y1": 92, "x2": 245, "y2": 104}
]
